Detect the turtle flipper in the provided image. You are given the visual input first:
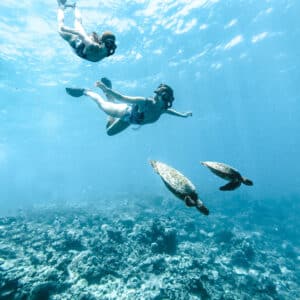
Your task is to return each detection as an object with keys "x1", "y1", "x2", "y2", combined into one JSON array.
[
  {"x1": 242, "y1": 177, "x2": 253, "y2": 186},
  {"x1": 220, "y1": 180, "x2": 241, "y2": 191},
  {"x1": 66, "y1": 88, "x2": 85, "y2": 97},
  {"x1": 184, "y1": 196, "x2": 196, "y2": 207}
]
